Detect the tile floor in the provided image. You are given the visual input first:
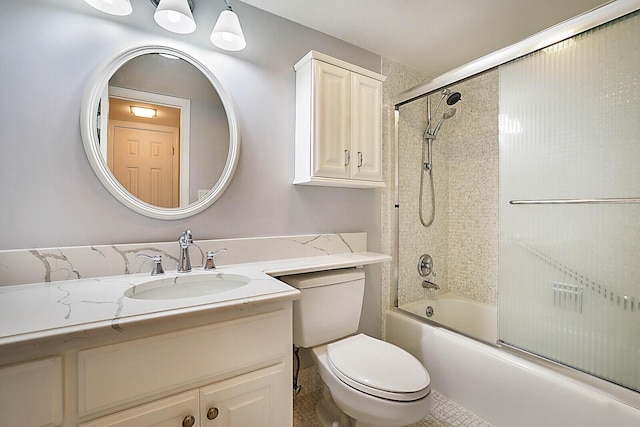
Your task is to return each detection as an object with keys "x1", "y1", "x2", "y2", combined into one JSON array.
[{"x1": 293, "y1": 389, "x2": 493, "y2": 427}]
